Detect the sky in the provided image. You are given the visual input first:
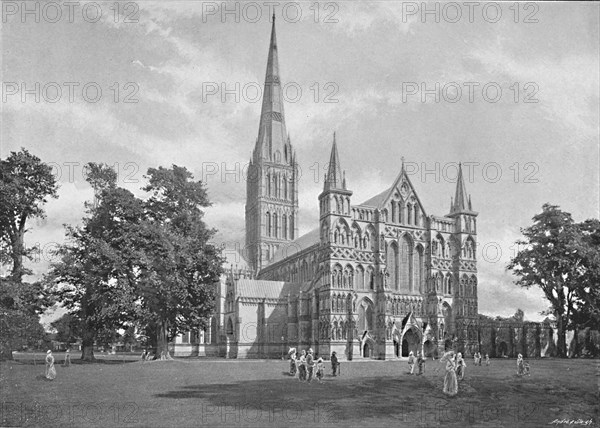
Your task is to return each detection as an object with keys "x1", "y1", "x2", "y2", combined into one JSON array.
[{"x1": 2, "y1": 1, "x2": 599, "y2": 325}]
